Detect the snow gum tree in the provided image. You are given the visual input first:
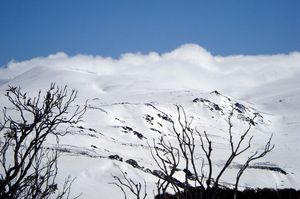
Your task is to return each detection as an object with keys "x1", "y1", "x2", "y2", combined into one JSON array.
[{"x1": 0, "y1": 84, "x2": 86, "y2": 199}]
